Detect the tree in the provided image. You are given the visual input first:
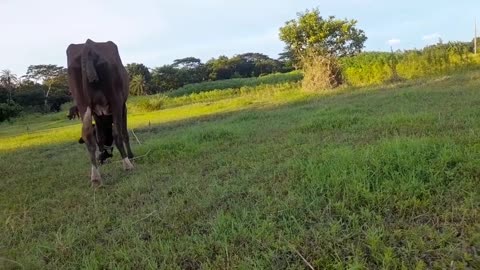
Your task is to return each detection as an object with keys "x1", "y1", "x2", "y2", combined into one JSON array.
[
  {"x1": 278, "y1": 48, "x2": 298, "y2": 71},
  {"x1": 172, "y1": 57, "x2": 202, "y2": 69},
  {"x1": 129, "y1": 74, "x2": 146, "y2": 96},
  {"x1": 24, "y1": 65, "x2": 66, "y2": 111},
  {"x1": 279, "y1": 8, "x2": 367, "y2": 62},
  {"x1": 241, "y1": 53, "x2": 281, "y2": 76},
  {"x1": 172, "y1": 57, "x2": 208, "y2": 84},
  {"x1": 12, "y1": 80, "x2": 45, "y2": 109},
  {"x1": 280, "y1": 9, "x2": 367, "y2": 90},
  {"x1": 125, "y1": 63, "x2": 151, "y2": 82},
  {"x1": 151, "y1": 65, "x2": 184, "y2": 92},
  {"x1": 0, "y1": 70, "x2": 18, "y2": 102},
  {"x1": 0, "y1": 101, "x2": 22, "y2": 122},
  {"x1": 206, "y1": 56, "x2": 234, "y2": 80}
]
